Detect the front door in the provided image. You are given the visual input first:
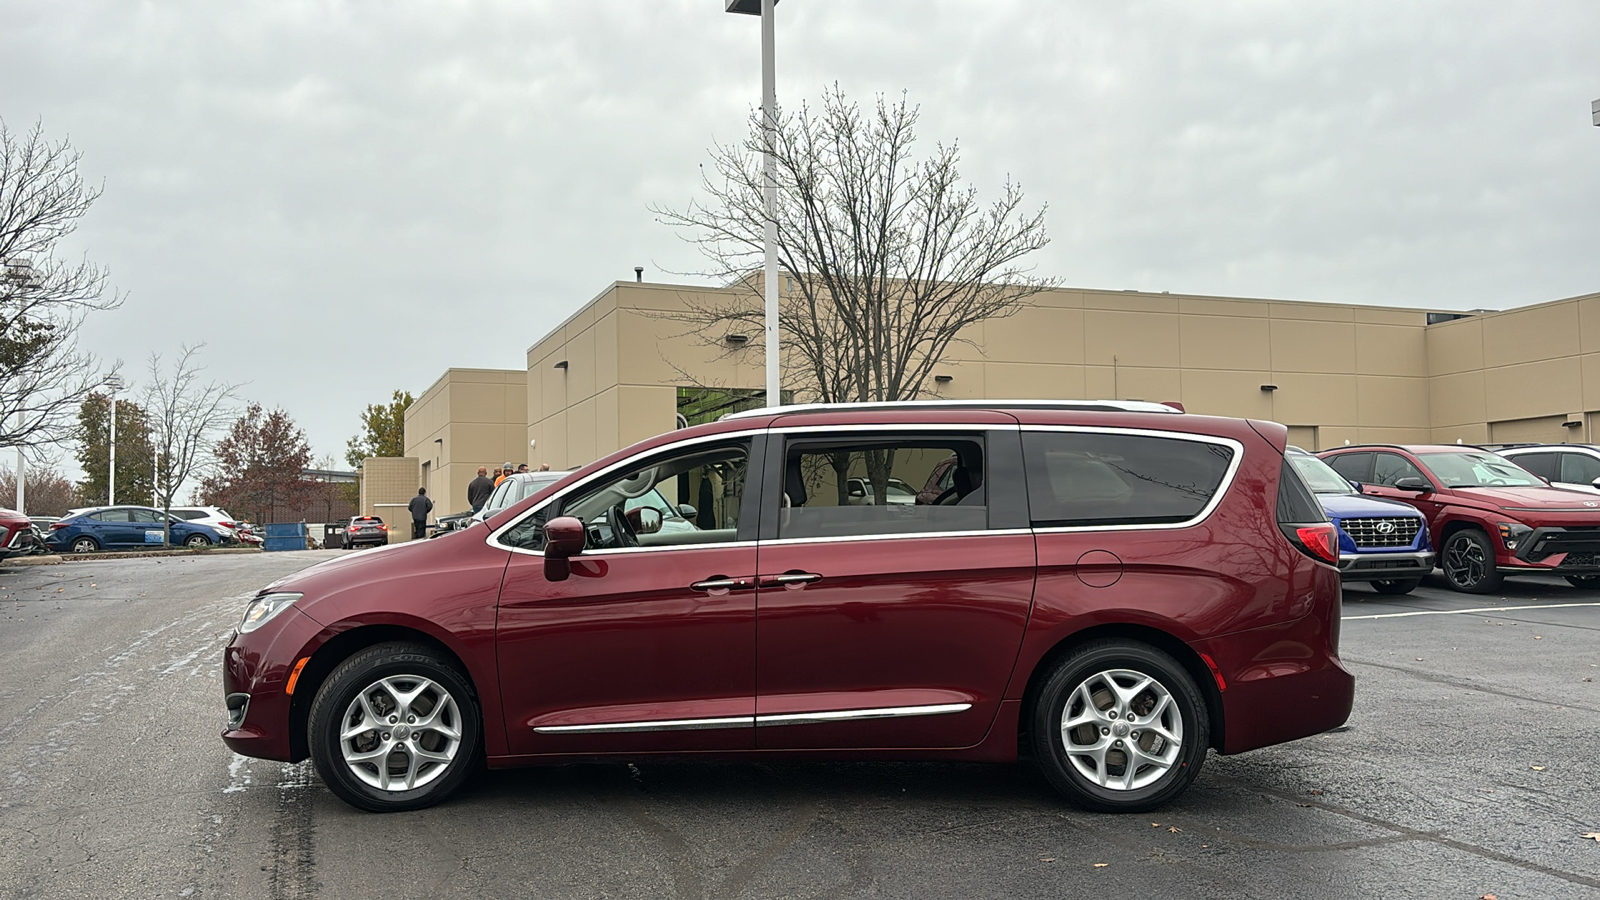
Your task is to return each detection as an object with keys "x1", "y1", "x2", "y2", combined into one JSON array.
[
  {"x1": 494, "y1": 436, "x2": 762, "y2": 756},
  {"x1": 753, "y1": 425, "x2": 1036, "y2": 750}
]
